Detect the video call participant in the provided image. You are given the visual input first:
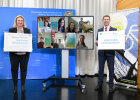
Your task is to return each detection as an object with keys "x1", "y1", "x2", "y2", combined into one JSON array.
[
  {"x1": 76, "y1": 35, "x2": 88, "y2": 49},
  {"x1": 58, "y1": 39, "x2": 64, "y2": 48},
  {"x1": 51, "y1": 37, "x2": 59, "y2": 48},
  {"x1": 95, "y1": 15, "x2": 117, "y2": 92},
  {"x1": 43, "y1": 21, "x2": 51, "y2": 33},
  {"x1": 37, "y1": 37, "x2": 45, "y2": 48},
  {"x1": 65, "y1": 22, "x2": 78, "y2": 33},
  {"x1": 9, "y1": 15, "x2": 31, "y2": 94},
  {"x1": 79, "y1": 18, "x2": 89, "y2": 33},
  {"x1": 58, "y1": 18, "x2": 65, "y2": 33}
]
